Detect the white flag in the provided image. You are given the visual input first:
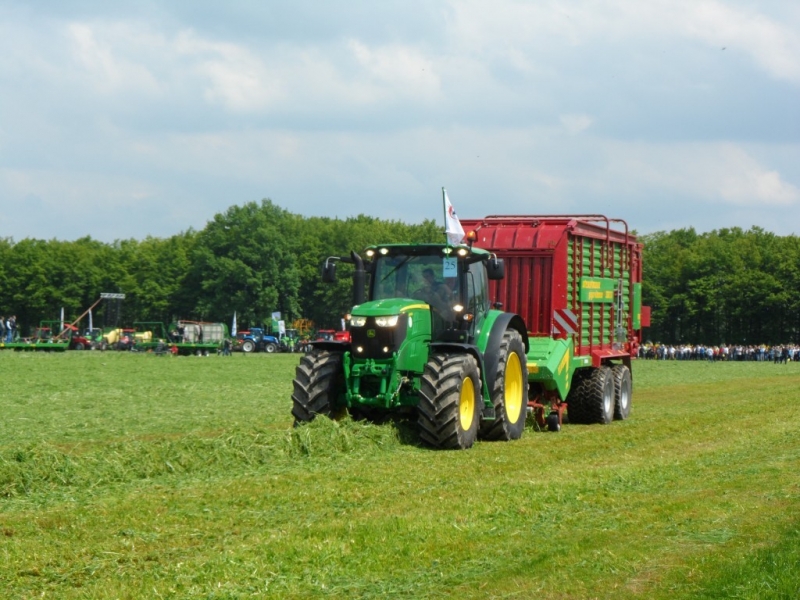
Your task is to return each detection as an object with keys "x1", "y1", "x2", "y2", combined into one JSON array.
[
  {"x1": 444, "y1": 189, "x2": 465, "y2": 245},
  {"x1": 231, "y1": 311, "x2": 237, "y2": 336}
]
